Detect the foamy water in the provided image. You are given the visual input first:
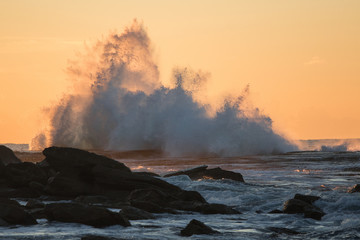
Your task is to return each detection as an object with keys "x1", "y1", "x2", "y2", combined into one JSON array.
[{"x1": 1, "y1": 148, "x2": 360, "y2": 239}]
